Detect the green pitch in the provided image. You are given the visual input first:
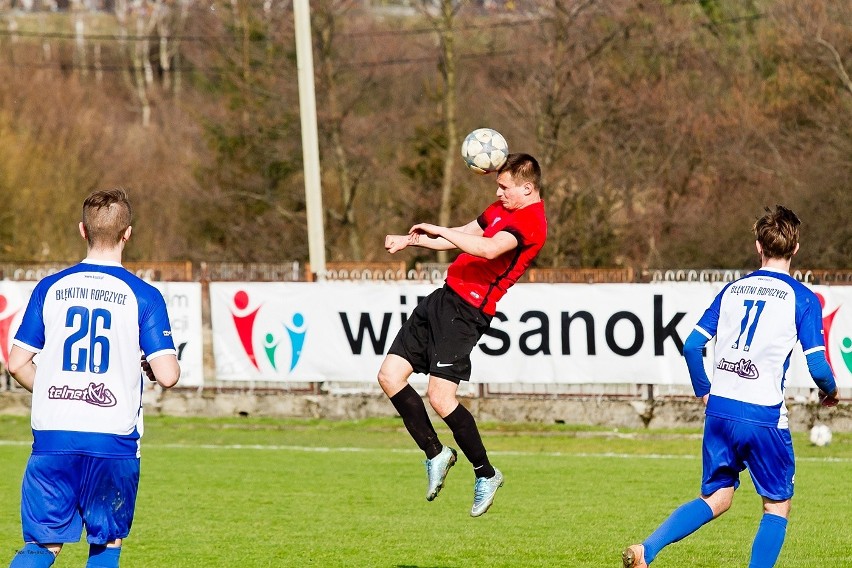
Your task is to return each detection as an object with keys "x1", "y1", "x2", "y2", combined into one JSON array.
[{"x1": 1, "y1": 415, "x2": 849, "y2": 567}]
